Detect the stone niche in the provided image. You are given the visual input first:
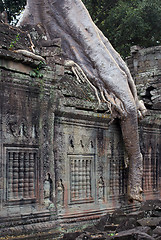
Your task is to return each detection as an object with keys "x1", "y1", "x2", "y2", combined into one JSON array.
[{"x1": 0, "y1": 24, "x2": 160, "y2": 237}]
